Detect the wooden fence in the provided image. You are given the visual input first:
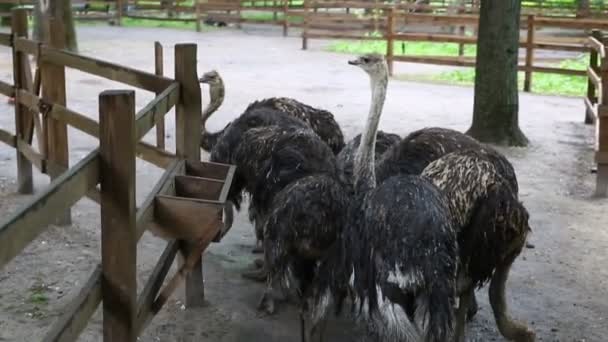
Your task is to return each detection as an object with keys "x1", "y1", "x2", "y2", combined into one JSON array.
[
  {"x1": 584, "y1": 29, "x2": 608, "y2": 197},
  {"x1": 0, "y1": 8, "x2": 235, "y2": 341},
  {"x1": 301, "y1": 2, "x2": 608, "y2": 92},
  {"x1": 0, "y1": 0, "x2": 121, "y2": 21}
]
